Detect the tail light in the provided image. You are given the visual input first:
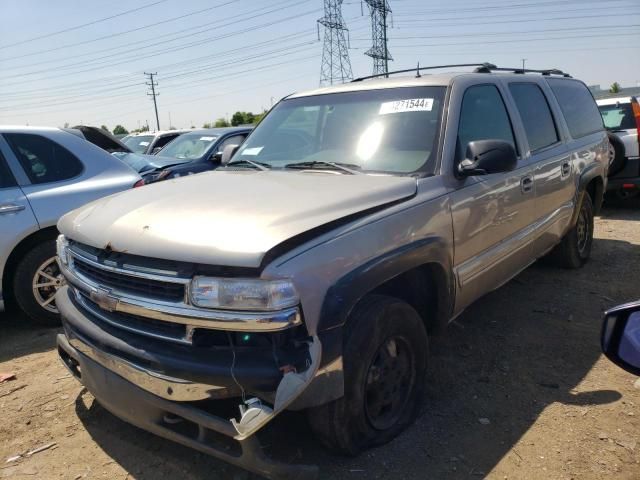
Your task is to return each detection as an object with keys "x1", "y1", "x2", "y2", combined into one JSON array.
[
  {"x1": 631, "y1": 96, "x2": 640, "y2": 147},
  {"x1": 133, "y1": 179, "x2": 145, "y2": 188}
]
